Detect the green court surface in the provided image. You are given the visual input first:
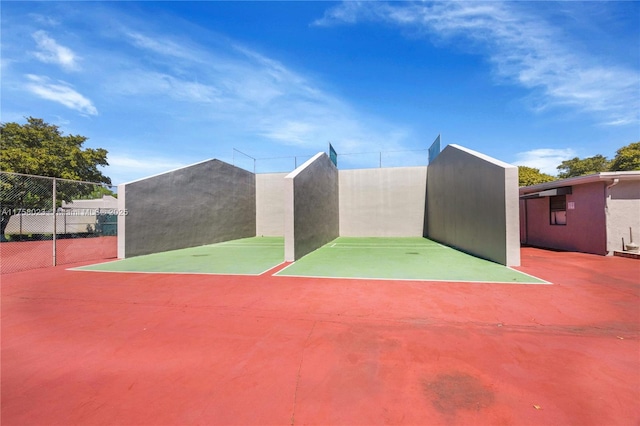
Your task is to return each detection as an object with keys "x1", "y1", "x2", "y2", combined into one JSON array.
[
  {"x1": 73, "y1": 237, "x2": 284, "y2": 275},
  {"x1": 277, "y1": 237, "x2": 548, "y2": 284}
]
